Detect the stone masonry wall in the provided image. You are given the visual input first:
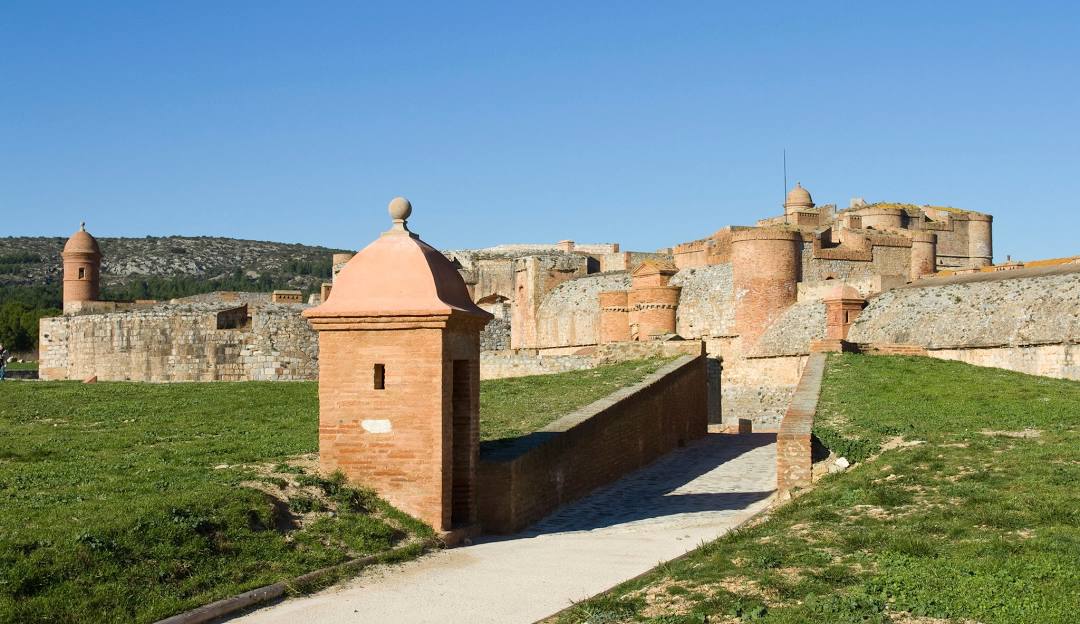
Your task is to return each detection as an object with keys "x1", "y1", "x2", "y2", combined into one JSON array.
[
  {"x1": 39, "y1": 303, "x2": 317, "y2": 382},
  {"x1": 802, "y1": 244, "x2": 910, "y2": 288},
  {"x1": 477, "y1": 355, "x2": 707, "y2": 533},
  {"x1": 671, "y1": 263, "x2": 735, "y2": 339},
  {"x1": 480, "y1": 351, "x2": 595, "y2": 380},
  {"x1": 721, "y1": 353, "x2": 807, "y2": 428},
  {"x1": 534, "y1": 272, "x2": 630, "y2": 348},
  {"x1": 849, "y1": 267, "x2": 1079, "y2": 380},
  {"x1": 480, "y1": 317, "x2": 510, "y2": 351}
]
